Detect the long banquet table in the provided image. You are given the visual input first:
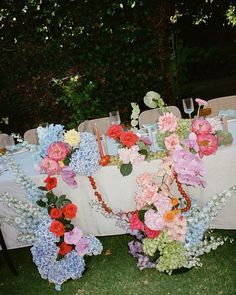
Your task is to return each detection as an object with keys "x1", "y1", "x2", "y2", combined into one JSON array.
[{"x1": 0, "y1": 121, "x2": 236, "y2": 249}]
